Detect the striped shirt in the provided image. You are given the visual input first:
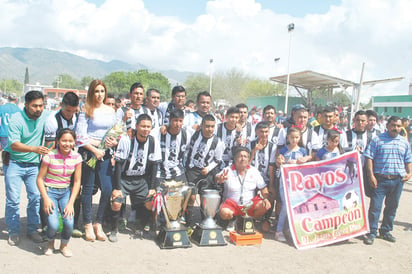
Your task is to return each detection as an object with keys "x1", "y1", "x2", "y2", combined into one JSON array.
[
  {"x1": 238, "y1": 121, "x2": 255, "y2": 143},
  {"x1": 249, "y1": 140, "x2": 277, "y2": 183},
  {"x1": 115, "y1": 135, "x2": 161, "y2": 177},
  {"x1": 154, "y1": 127, "x2": 192, "y2": 180},
  {"x1": 116, "y1": 106, "x2": 148, "y2": 130},
  {"x1": 42, "y1": 149, "x2": 82, "y2": 188},
  {"x1": 185, "y1": 131, "x2": 224, "y2": 172},
  {"x1": 216, "y1": 123, "x2": 241, "y2": 167},
  {"x1": 364, "y1": 132, "x2": 412, "y2": 177},
  {"x1": 183, "y1": 111, "x2": 220, "y2": 130},
  {"x1": 158, "y1": 102, "x2": 189, "y2": 125}
]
